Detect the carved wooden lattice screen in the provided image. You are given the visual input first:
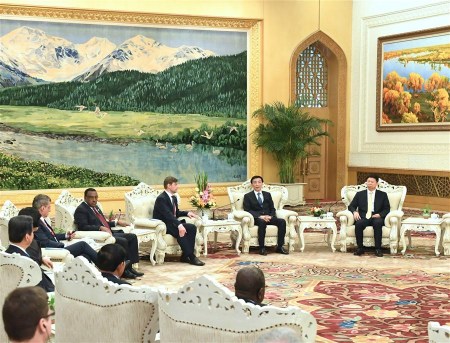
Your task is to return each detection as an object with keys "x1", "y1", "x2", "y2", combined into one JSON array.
[{"x1": 295, "y1": 43, "x2": 328, "y2": 108}]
